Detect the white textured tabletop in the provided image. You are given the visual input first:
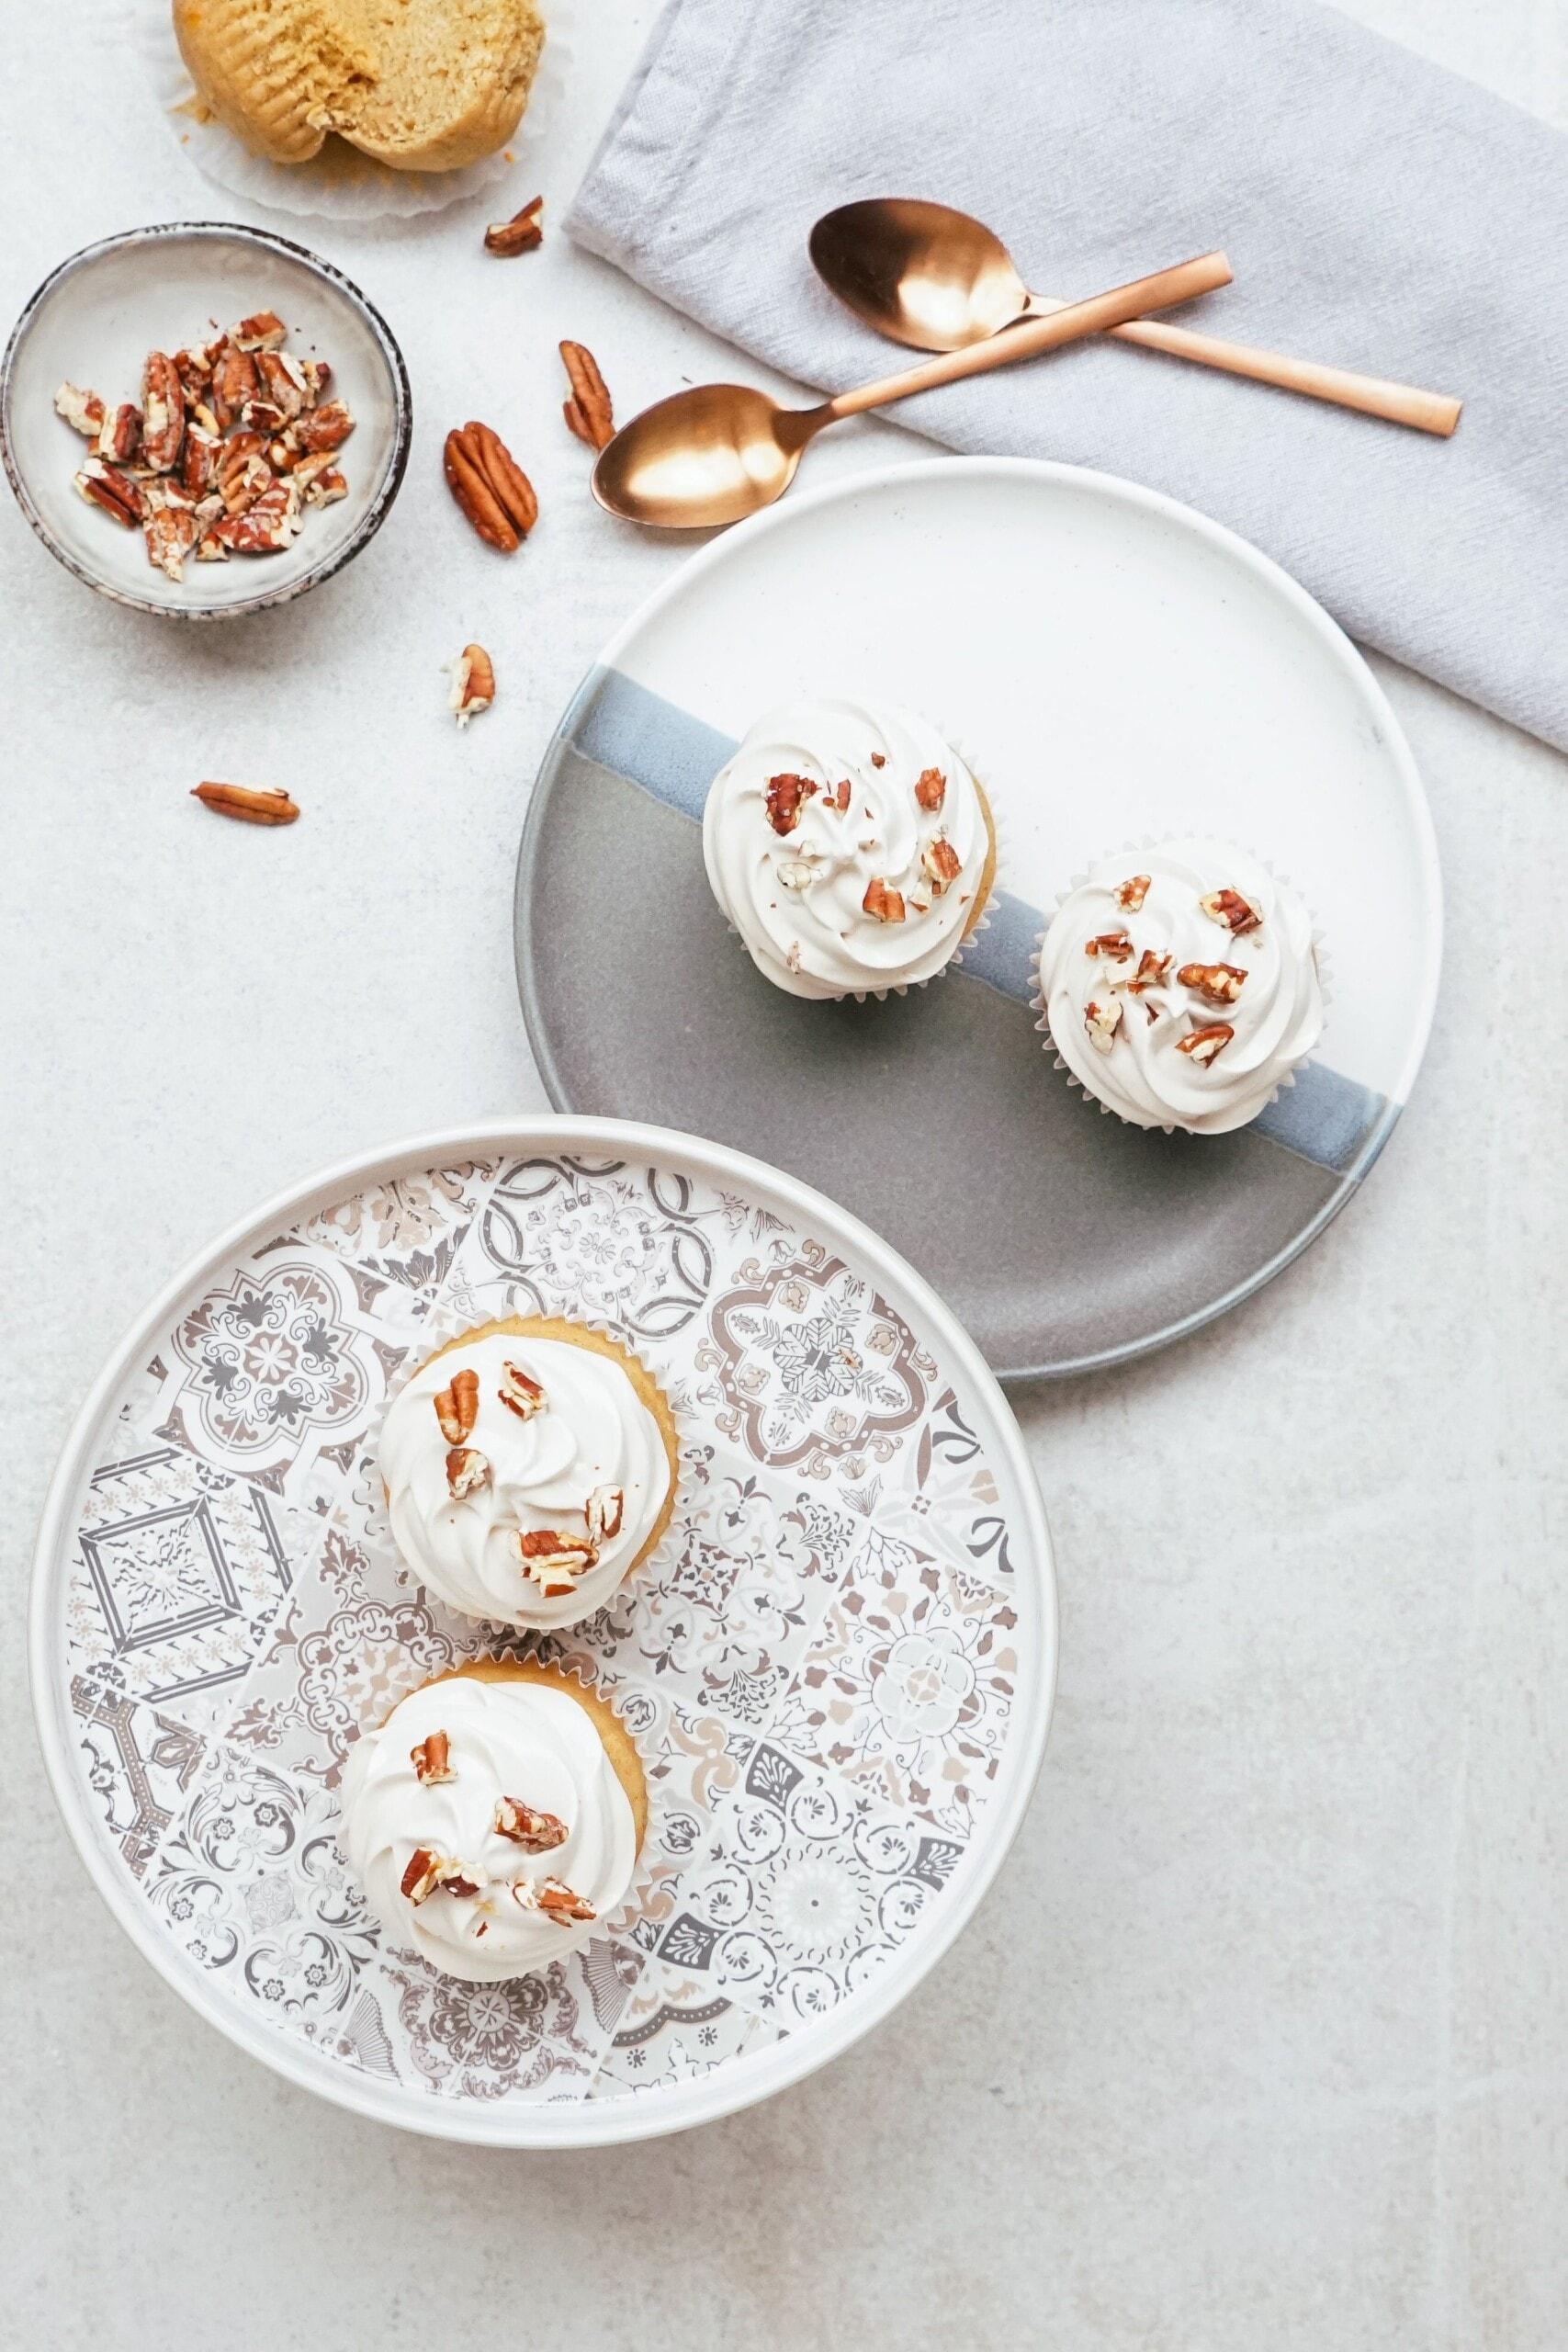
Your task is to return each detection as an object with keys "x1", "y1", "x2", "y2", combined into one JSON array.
[{"x1": 4, "y1": 4, "x2": 1563, "y2": 2345}]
